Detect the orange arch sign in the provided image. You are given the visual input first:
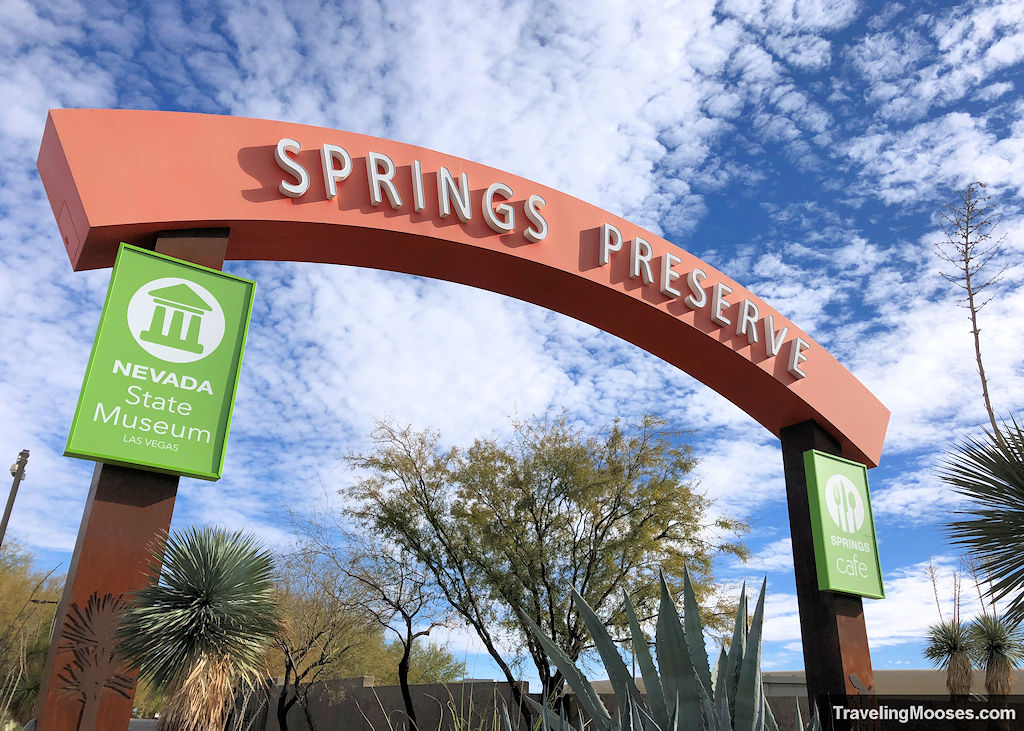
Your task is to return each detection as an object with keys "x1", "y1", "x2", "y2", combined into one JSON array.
[{"x1": 37, "y1": 108, "x2": 888, "y2": 465}]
